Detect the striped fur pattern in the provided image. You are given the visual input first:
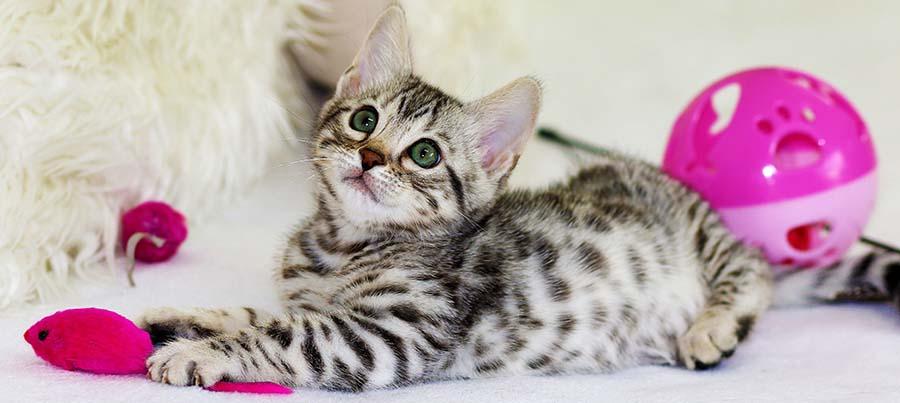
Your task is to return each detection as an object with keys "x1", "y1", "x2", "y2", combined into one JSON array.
[
  {"x1": 775, "y1": 250, "x2": 900, "y2": 306},
  {"x1": 138, "y1": 5, "x2": 900, "y2": 392}
]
